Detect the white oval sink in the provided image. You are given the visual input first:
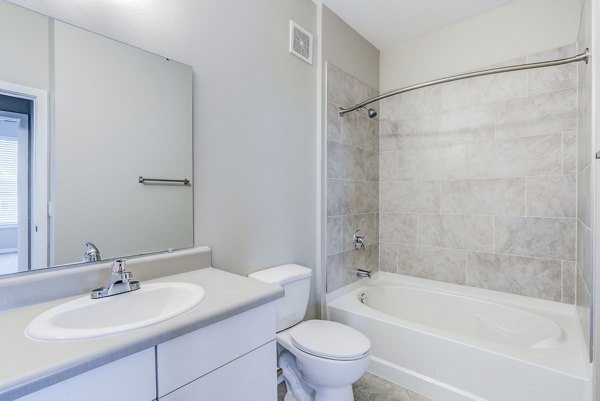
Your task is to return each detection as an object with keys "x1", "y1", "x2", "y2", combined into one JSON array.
[{"x1": 26, "y1": 282, "x2": 206, "y2": 341}]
